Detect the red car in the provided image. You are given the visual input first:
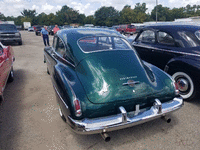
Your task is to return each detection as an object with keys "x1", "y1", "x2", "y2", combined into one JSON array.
[
  {"x1": 0, "y1": 42, "x2": 15, "y2": 102},
  {"x1": 117, "y1": 24, "x2": 136, "y2": 35}
]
